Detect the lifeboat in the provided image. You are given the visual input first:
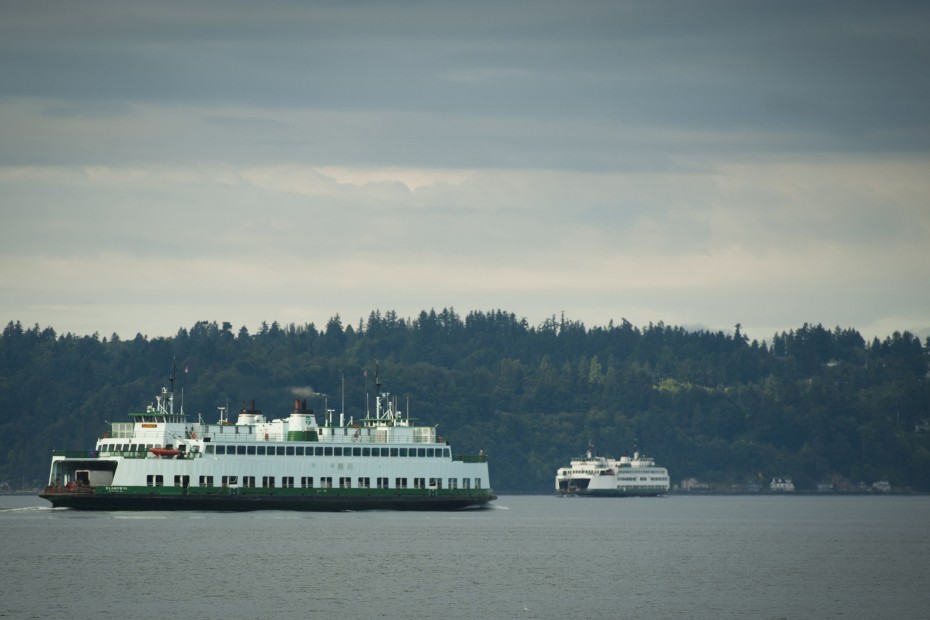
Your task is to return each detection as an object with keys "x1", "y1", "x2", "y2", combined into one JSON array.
[{"x1": 149, "y1": 447, "x2": 181, "y2": 458}]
